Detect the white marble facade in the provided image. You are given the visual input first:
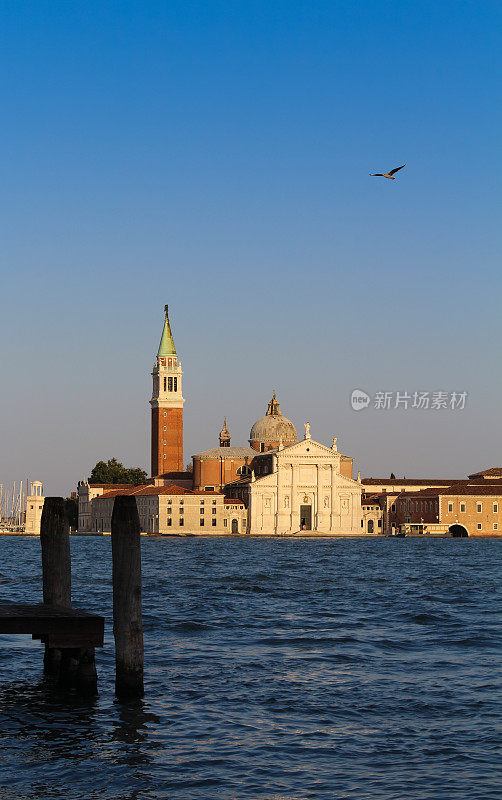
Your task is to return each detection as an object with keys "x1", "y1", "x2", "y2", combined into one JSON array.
[{"x1": 244, "y1": 437, "x2": 362, "y2": 535}]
